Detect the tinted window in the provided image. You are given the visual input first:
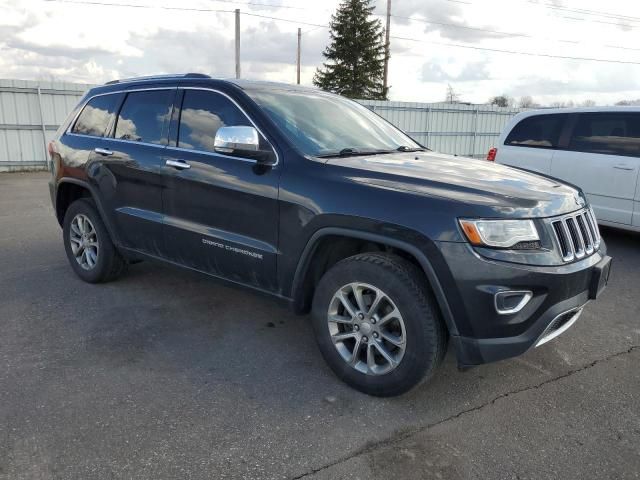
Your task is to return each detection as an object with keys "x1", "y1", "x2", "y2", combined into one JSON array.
[
  {"x1": 177, "y1": 90, "x2": 252, "y2": 153},
  {"x1": 569, "y1": 113, "x2": 640, "y2": 157},
  {"x1": 115, "y1": 90, "x2": 173, "y2": 144},
  {"x1": 505, "y1": 114, "x2": 566, "y2": 149},
  {"x1": 71, "y1": 94, "x2": 119, "y2": 137}
]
